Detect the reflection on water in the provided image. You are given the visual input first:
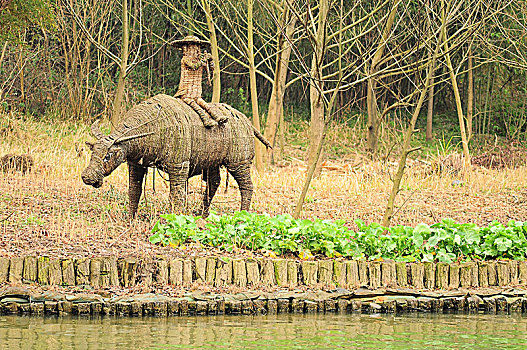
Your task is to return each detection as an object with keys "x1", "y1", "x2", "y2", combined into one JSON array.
[{"x1": 0, "y1": 312, "x2": 526, "y2": 349}]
